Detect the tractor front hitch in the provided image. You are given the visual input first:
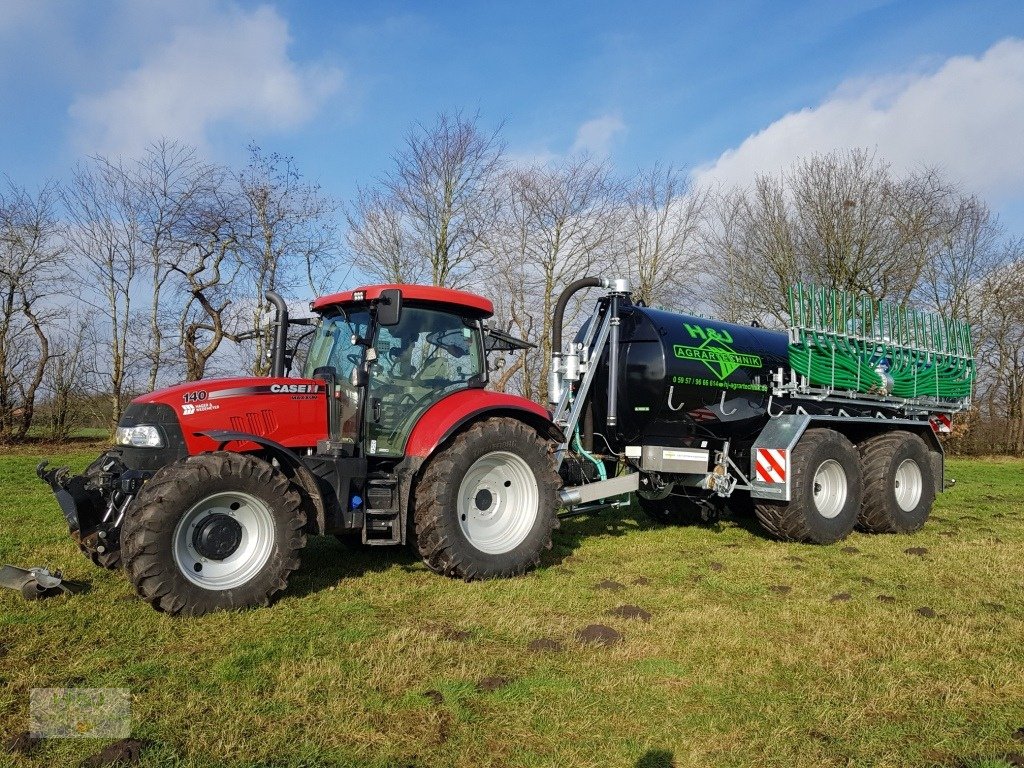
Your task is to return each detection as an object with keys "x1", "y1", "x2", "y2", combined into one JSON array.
[{"x1": 37, "y1": 456, "x2": 145, "y2": 569}]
